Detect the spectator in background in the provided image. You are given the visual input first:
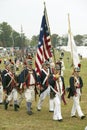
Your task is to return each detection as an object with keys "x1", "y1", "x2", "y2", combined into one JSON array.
[
  {"x1": 60, "y1": 50, "x2": 64, "y2": 58},
  {"x1": 59, "y1": 57, "x2": 65, "y2": 76}
]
